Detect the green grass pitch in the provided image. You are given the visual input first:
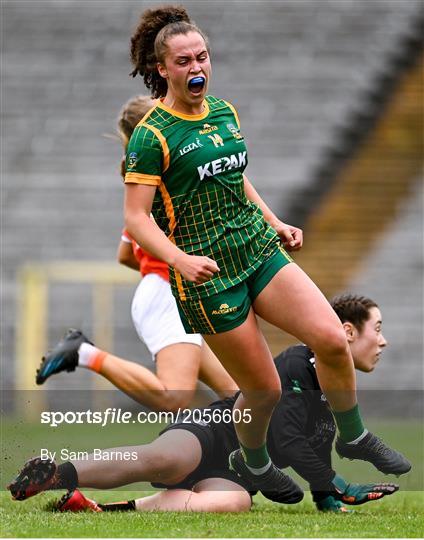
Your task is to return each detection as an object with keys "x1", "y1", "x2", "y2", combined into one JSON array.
[
  {"x1": 1, "y1": 490, "x2": 423, "y2": 538},
  {"x1": 1, "y1": 418, "x2": 423, "y2": 537}
]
